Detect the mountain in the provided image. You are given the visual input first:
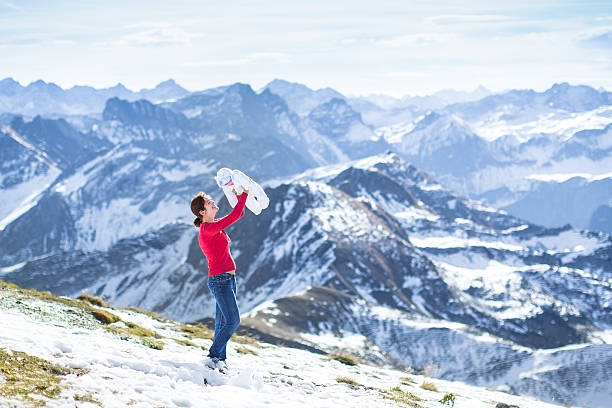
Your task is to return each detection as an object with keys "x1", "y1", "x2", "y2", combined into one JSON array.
[
  {"x1": 445, "y1": 82, "x2": 612, "y2": 124},
  {"x1": 1, "y1": 79, "x2": 611, "y2": 407},
  {"x1": 302, "y1": 98, "x2": 390, "y2": 162},
  {"x1": 0, "y1": 281, "x2": 573, "y2": 408},
  {"x1": 3, "y1": 153, "x2": 610, "y2": 407},
  {"x1": 0, "y1": 115, "x2": 111, "y2": 233},
  {"x1": 394, "y1": 112, "x2": 498, "y2": 178},
  {"x1": 0, "y1": 126, "x2": 61, "y2": 229},
  {"x1": 1, "y1": 82, "x2": 391, "y2": 267},
  {"x1": 374, "y1": 84, "x2": 612, "y2": 233},
  {"x1": 263, "y1": 79, "x2": 345, "y2": 117},
  {"x1": 477, "y1": 176, "x2": 612, "y2": 231},
  {"x1": 0, "y1": 77, "x2": 190, "y2": 116}
]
